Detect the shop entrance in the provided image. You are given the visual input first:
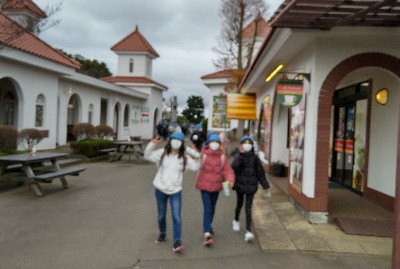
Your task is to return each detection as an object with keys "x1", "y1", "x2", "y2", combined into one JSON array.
[{"x1": 331, "y1": 81, "x2": 369, "y2": 194}]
